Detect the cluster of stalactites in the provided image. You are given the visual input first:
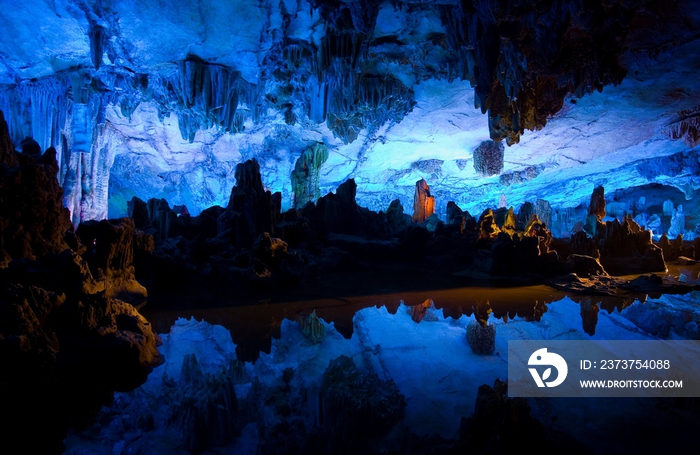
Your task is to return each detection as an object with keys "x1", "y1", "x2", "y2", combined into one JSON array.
[
  {"x1": 165, "y1": 57, "x2": 259, "y2": 142},
  {"x1": 438, "y1": 0, "x2": 639, "y2": 145},
  {"x1": 0, "y1": 73, "x2": 114, "y2": 225},
  {"x1": 0, "y1": 76, "x2": 72, "y2": 159},
  {"x1": 264, "y1": 1, "x2": 414, "y2": 143},
  {"x1": 662, "y1": 105, "x2": 700, "y2": 147},
  {"x1": 325, "y1": 68, "x2": 415, "y2": 143}
]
